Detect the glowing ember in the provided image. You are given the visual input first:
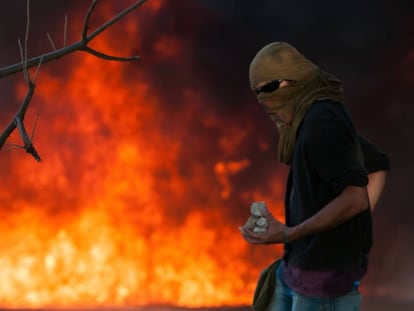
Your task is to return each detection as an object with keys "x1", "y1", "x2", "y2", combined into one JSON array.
[{"x1": 0, "y1": 1, "x2": 285, "y2": 308}]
